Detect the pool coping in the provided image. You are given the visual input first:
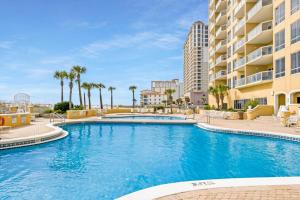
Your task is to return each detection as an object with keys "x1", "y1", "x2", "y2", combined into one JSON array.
[
  {"x1": 197, "y1": 123, "x2": 300, "y2": 143},
  {"x1": 0, "y1": 124, "x2": 68, "y2": 150},
  {"x1": 117, "y1": 177, "x2": 300, "y2": 200}
]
